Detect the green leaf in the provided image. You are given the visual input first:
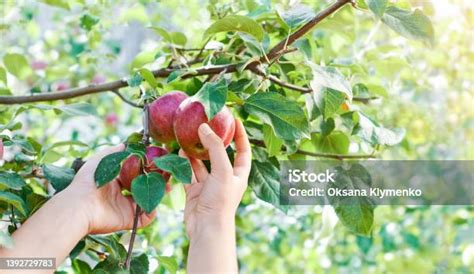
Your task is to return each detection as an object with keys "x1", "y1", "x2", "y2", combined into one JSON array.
[
  {"x1": 126, "y1": 143, "x2": 146, "y2": 159},
  {"x1": 48, "y1": 140, "x2": 88, "y2": 150},
  {"x1": 244, "y1": 92, "x2": 310, "y2": 141},
  {"x1": 382, "y1": 6, "x2": 435, "y2": 46},
  {"x1": 204, "y1": 15, "x2": 264, "y2": 41},
  {"x1": 248, "y1": 161, "x2": 287, "y2": 213},
  {"x1": 41, "y1": 0, "x2": 69, "y2": 9},
  {"x1": 321, "y1": 118, "x2": 335, "y2": 137},
  {"x1": 88, "y1": 234, "x2": 127, "y2": 260},
  {"x1": 367, "y1": 0, "x2": 387, "y2": 18},
  {"x1": 0, "y1": 120, "x2": 22, "y2": 131},
  {"x1": 94, "y1": 151, "x2": 131, "y2": 187},
  {"x1": 130, "y1": 253, "x2": 149, "y2": 274},
  {"x1": 0, "y1": 172, "x2": 26, "y2": 190},
  {"x1": 0, "y1": 67, "x2": 7, "y2": 86},
  {"x1": 42, "y1": 164, "x2": 75, "y2": 192},
  {"x1": 41, "y1": 150, "x2": 63, "y2": 163},
  {"x1": 278, "y1": 4, "x2": 315, "y2": 29},
  {"x1": 308, "y1": 63, "x2": 352, "y2": 100},
  {"x1": 352, "y1": 83, "x2": 371, "y2": 98},
  {"x1": 69, "y1": 240, "x2": 86, "y2": 260},
  {"x1": 80, "y1": 14, "x2": 100, "y2": 31},
  {"x1": 262, "y1": 124, "x2": 282, "y2": 157},
  {"x1": 12, "y1": 137, "x2": 35, "y2": 155},
  {"x1": 139, "y1": 68, "x2": 157, "y2": 88},
  {"x1": 328, "y1": 164, "x2": 375, "y2": 236},
  {"x1": 126, "y1": 132, "x2": 144, "y2": 144},
  {"x1": 356, "y1": 0, "x2": 368, "y2": 9},
  {"x1": 127, "y1": 72, "x2": 143, "y2": 87},
  {"x1": 72, "y1": 259, "x2": 92, "y2": 273},
  {"x1": 3, "y1": 53, "x2": 32, "y2": 80},
  {"x1": 131, "y1": 172, "x2": 166, "y2": 213},
  {"x1": 153, "y1": 154, "x2": 192, "y2": 184},
  {"x1": 0, "y1": 88, "x2": 11, "y2": 95},
  {"x1": 166, "y1": 70, "x2": 184, "y2": 84},
  {"x1": 150, "y1": 27, "x2": 187, "y2": 46},
  {"x1": 131, "y1": 50, "x2": 158, "y2": 70},
  {"x1": 58, "y1": 103, "x2": 98, "y2": 116},
  {"x1": 312, "y1": 131, "x2": 350, "y2": 154},
  {"x1": 321, "y1": 88, "x2": 346, "y2": 119},
  {"x1": 192, "y1": 78, "x2": 228, "y2": 120},
  {"x1": 157, "y1": 256, "x2": 178, "y2": 274},
  {"x1": 355, "y1": 112, "x2": 405, "y2": 146},
  {"x1": 0, "y1": 191, "x2": 28, "y2": 216}
]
